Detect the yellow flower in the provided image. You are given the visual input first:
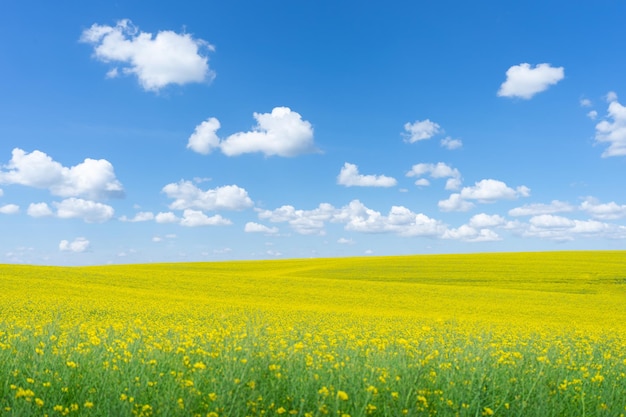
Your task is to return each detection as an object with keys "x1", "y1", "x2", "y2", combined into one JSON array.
[{"x1": 337, "y1": 390, "x2": 349, "y2": 401}]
